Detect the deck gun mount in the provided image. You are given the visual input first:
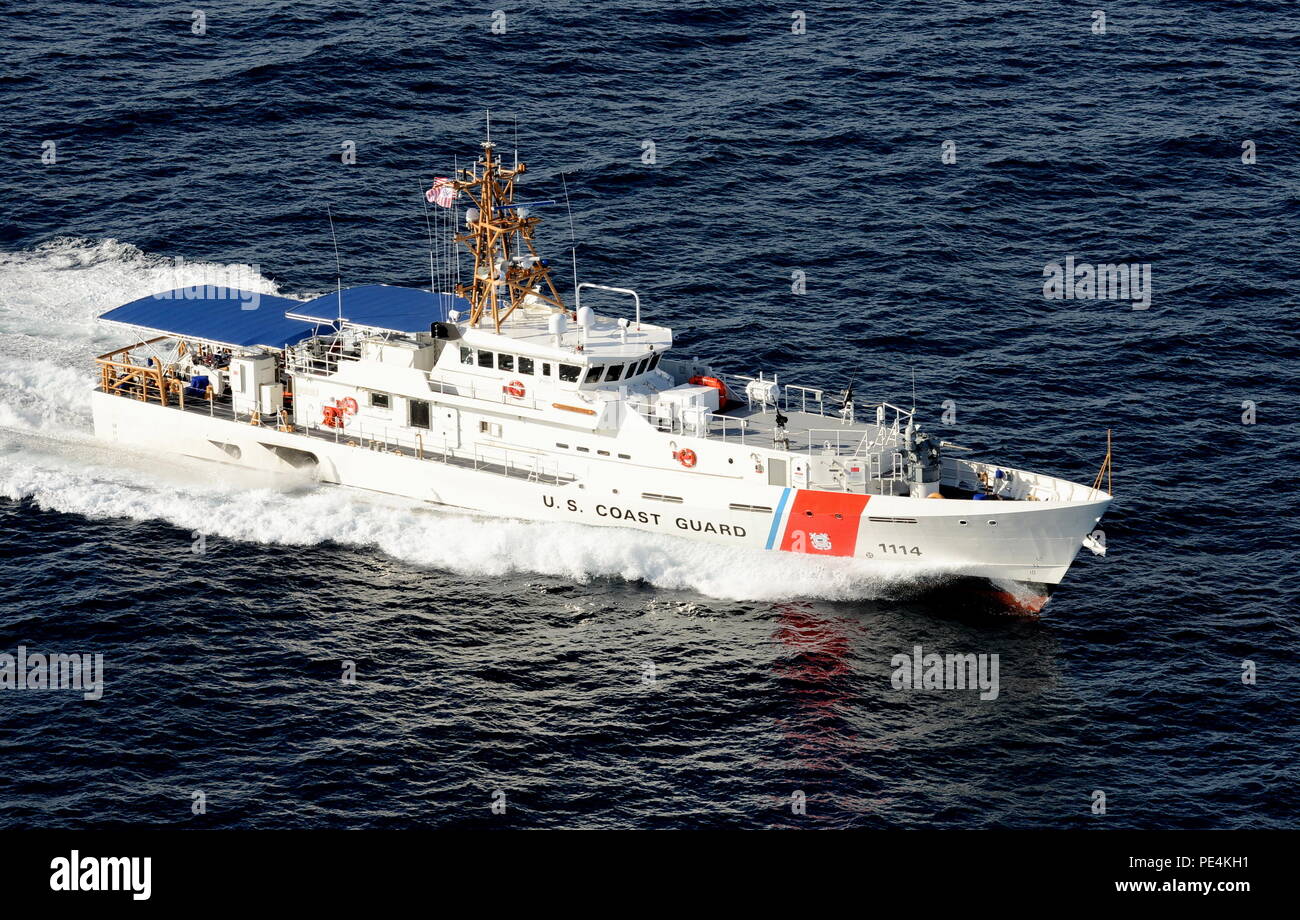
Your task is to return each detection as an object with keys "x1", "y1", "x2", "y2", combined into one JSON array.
[{"x1": 903, "y1": 422, "x2": 942, "y2": 498}]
